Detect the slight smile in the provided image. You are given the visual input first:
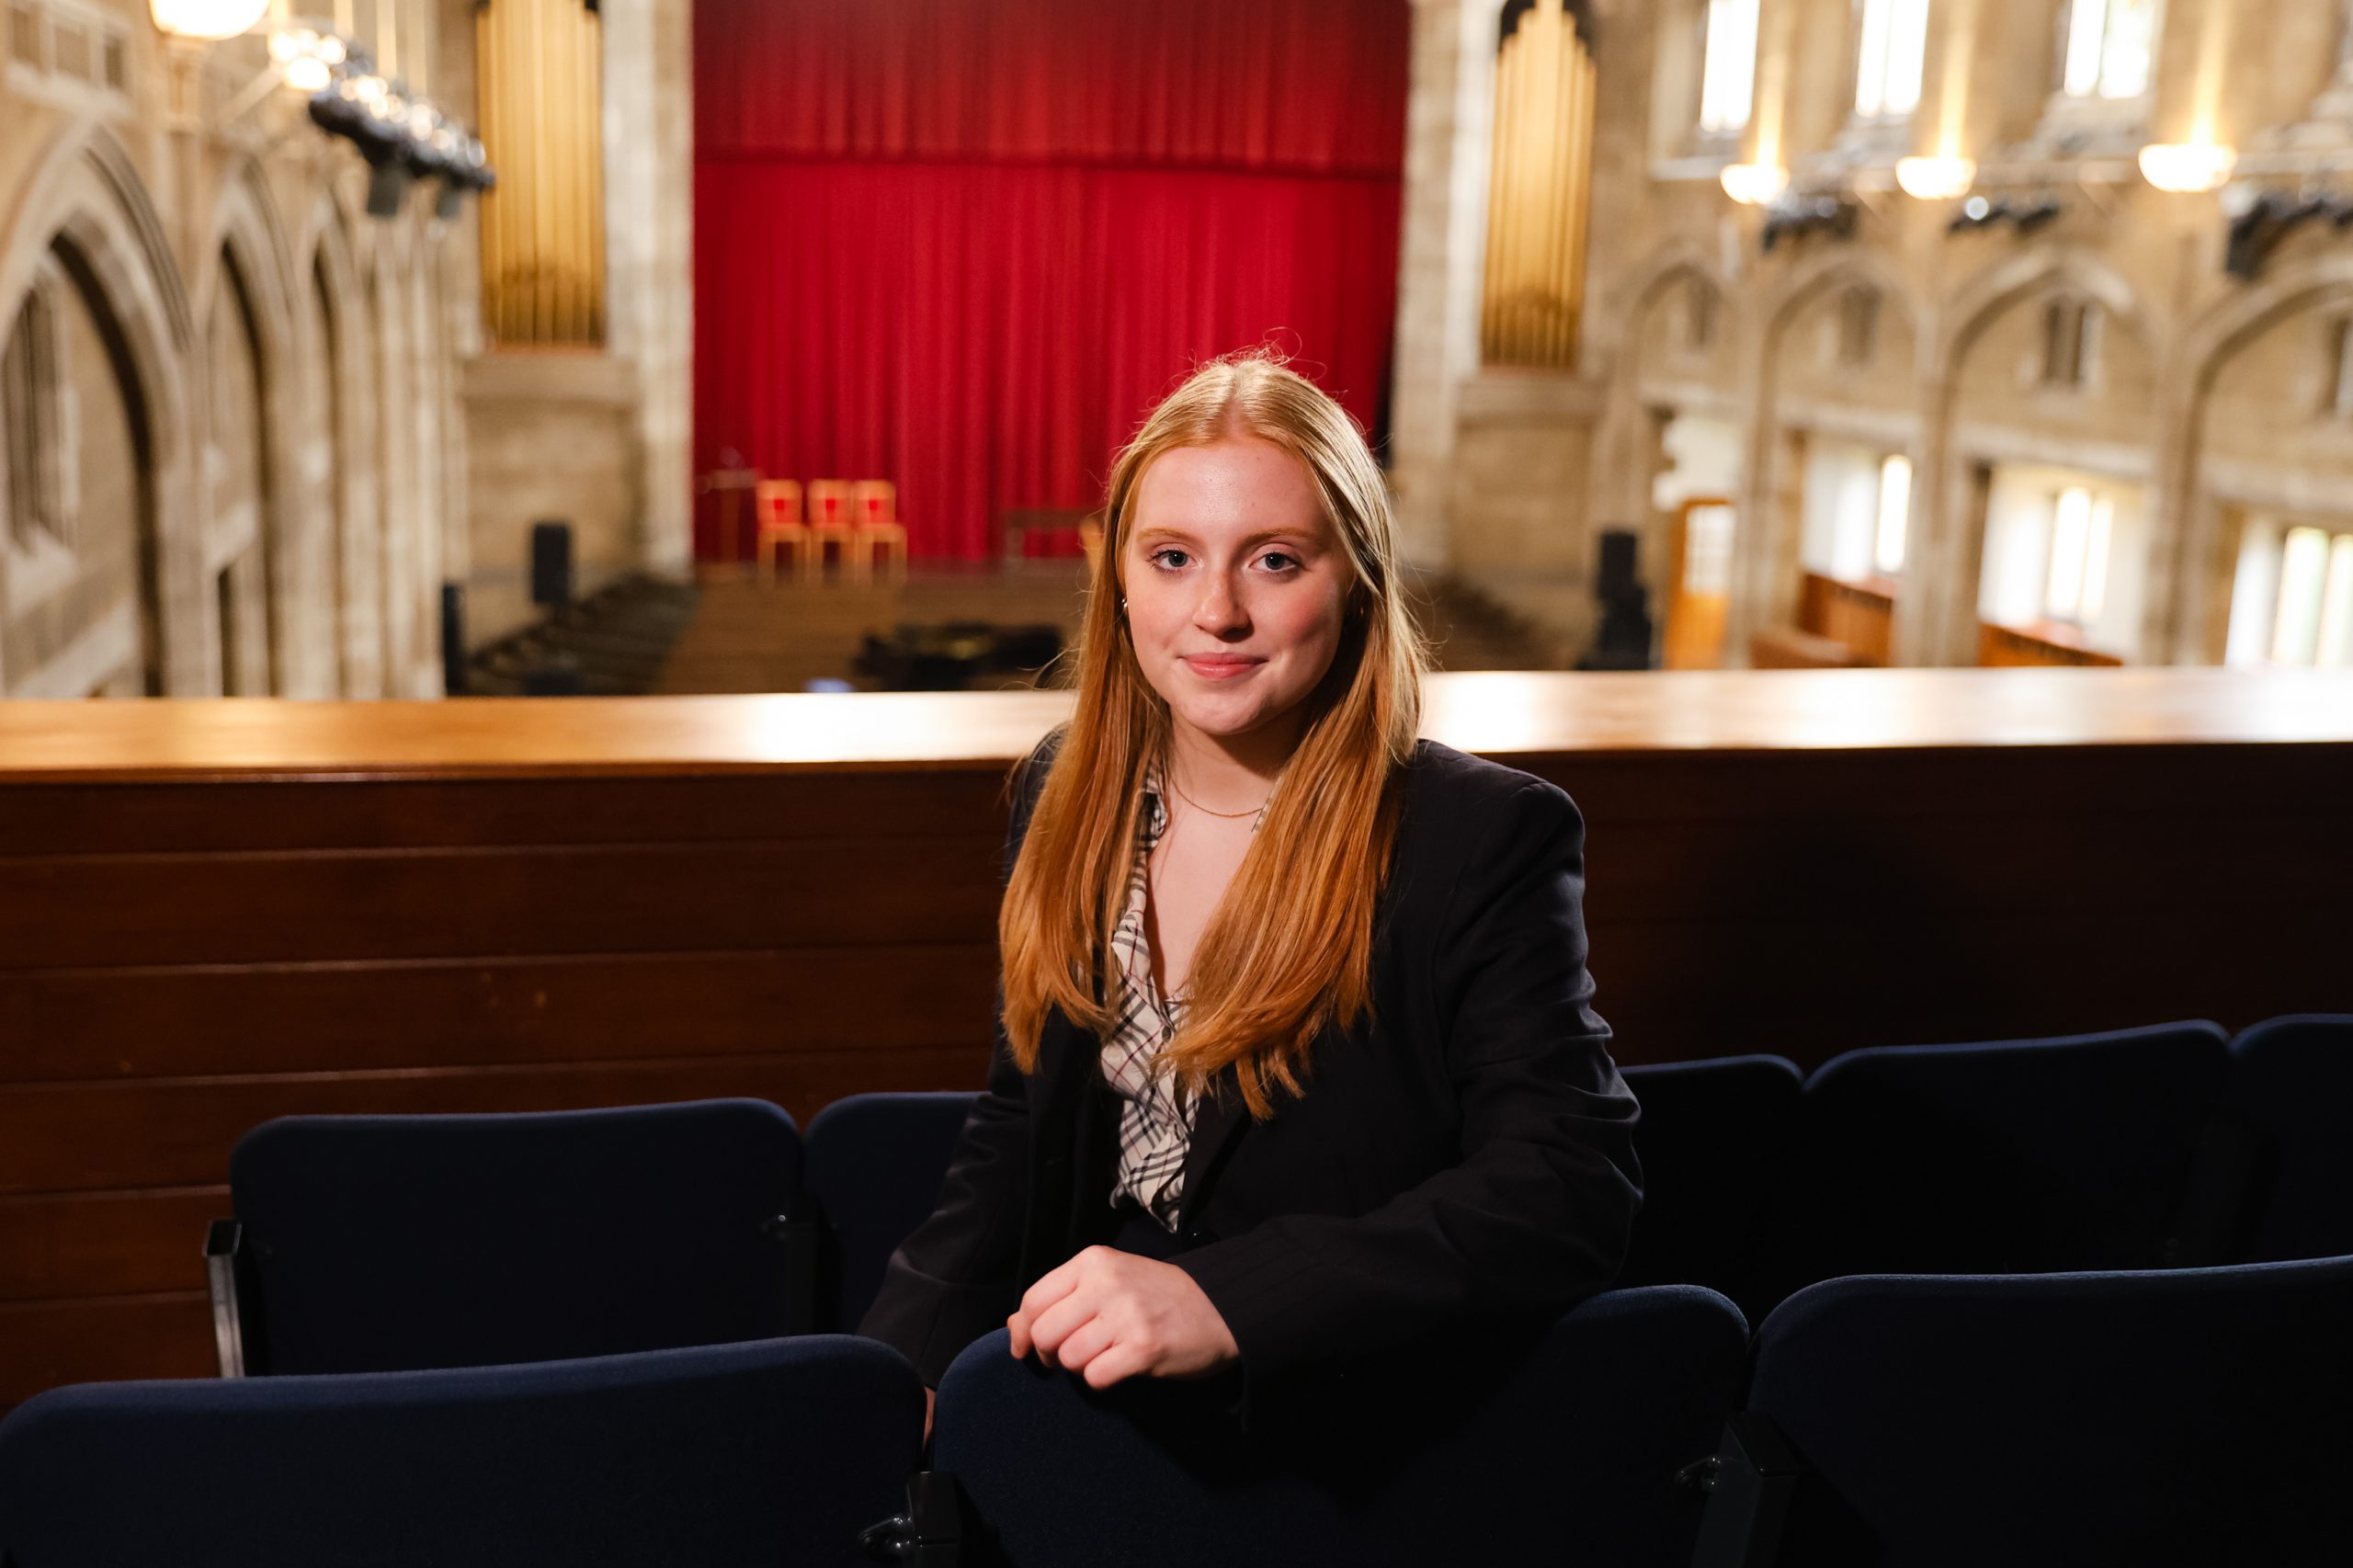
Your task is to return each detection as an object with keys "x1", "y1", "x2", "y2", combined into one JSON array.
[{"x1": 1182, "y1": 654, "x2": 1265, "y2": 679}]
